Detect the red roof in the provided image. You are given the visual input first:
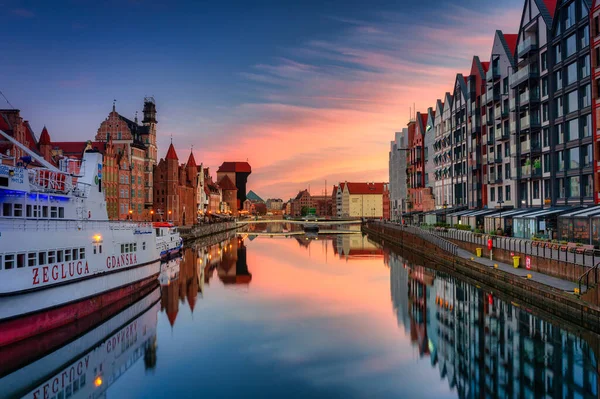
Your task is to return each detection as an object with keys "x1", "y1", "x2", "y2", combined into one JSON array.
[
  {"x1": 165, "y1": 143, "x2": 178, "y2": 160},
  {"x1": 38, "y1": 126, "x2": 51, "y2": 145},
  {"x1": 53, "y1": 141, "x2": 106, "y2": 156},
  {"x1": 186, "y1": 151, "x2": 197, "y2": 168},
  {"x1": 339, "y1": 182, "x2": 346, "y2": 191},
  {"x1": 219, "y1": 175, "x2": 237, "y2": 190},
  {"x1": 217, "y1": 162, "x2": 251, "y2": 173},
  {"x1": 503, "y1": 33, "x2": 518, "y2": 56},
  {"x1": 345, "y1": 182, "x2": 385, "y2": 195},
  {"x1": 481, "y1": 61, "x2": 490, "y2": 73},
  {"x1": 543, "y1": 0, "x2": 557, "y2": 15}
]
